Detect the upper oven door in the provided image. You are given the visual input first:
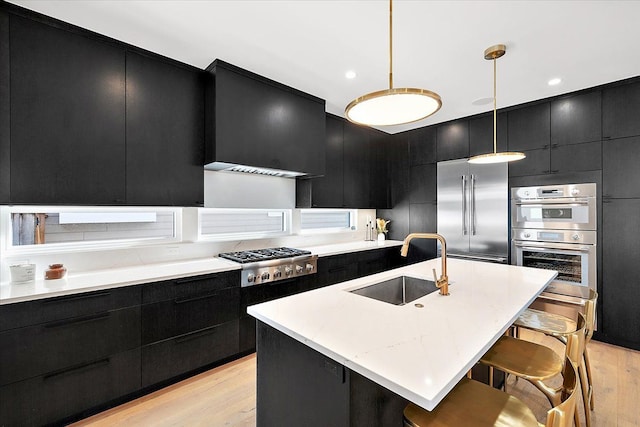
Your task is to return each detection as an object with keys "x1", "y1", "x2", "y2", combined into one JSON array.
[{"x1": 511, "y1": 197, "x2": 596, "y2": 230}]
